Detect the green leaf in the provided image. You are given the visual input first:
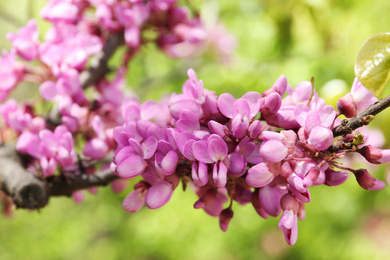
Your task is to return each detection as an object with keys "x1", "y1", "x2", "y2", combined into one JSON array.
[{"x1": 355, "y1": 33, "x2": 390, "y2": 98}]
